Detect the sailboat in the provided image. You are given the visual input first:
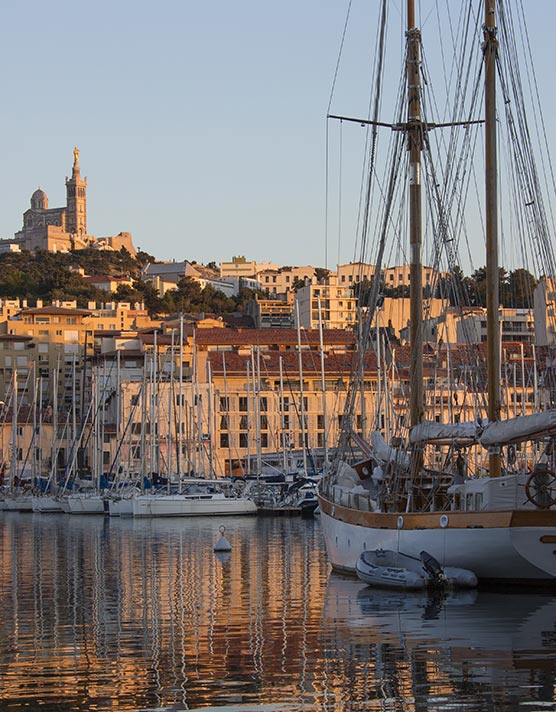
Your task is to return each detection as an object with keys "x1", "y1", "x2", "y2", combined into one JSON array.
[{"x1": 318, "y1": 0, "x2": 556, "y2": 582}]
